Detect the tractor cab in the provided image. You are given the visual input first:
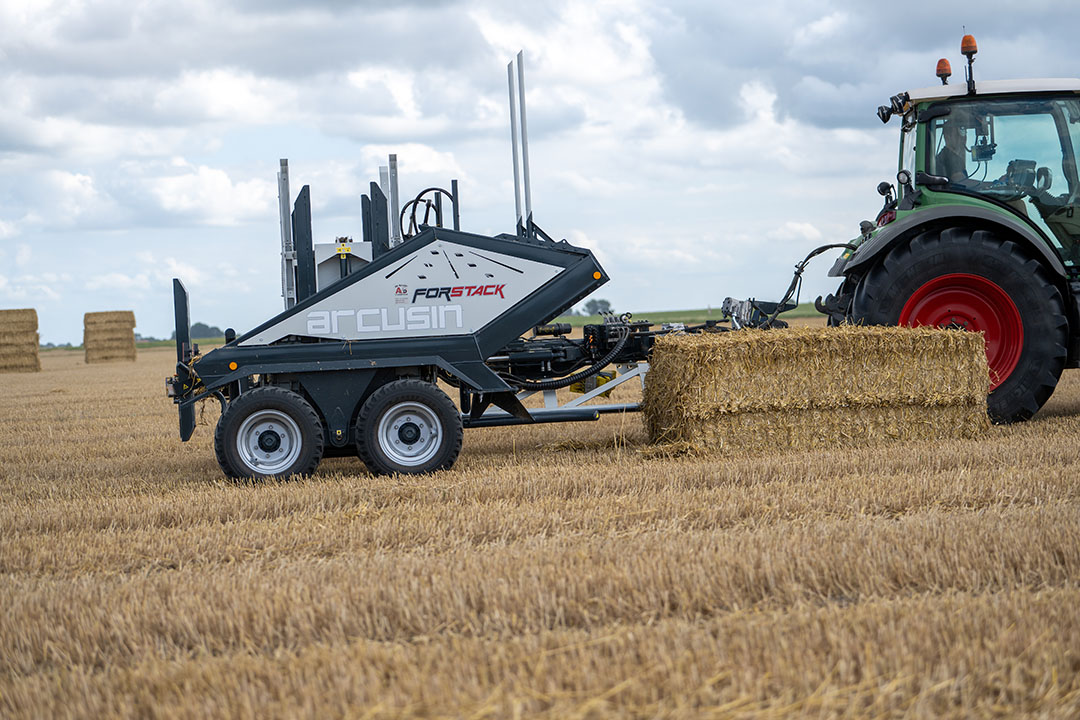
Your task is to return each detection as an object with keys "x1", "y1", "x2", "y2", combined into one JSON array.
[
  {"x1": 823, "y1": 35, "x2": 1080, "y2": 424},
  {"x1": 919, "y1": 88, "x2": 1080, "y2": 266}
]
